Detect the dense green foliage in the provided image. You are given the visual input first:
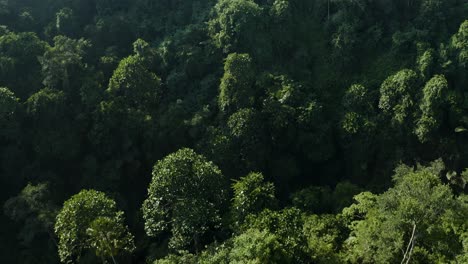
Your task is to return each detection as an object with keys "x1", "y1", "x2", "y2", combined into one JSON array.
[
  {"x1": 343, "y1": 160, "x2": 466, "y2": 263},
  {"x1": 142, "y1": 148, "x2": 228, "y2": 251},
  {"x1": 55, "y1": 190, "x2": 134, "y2": 263},
  {"x1": 0, "y1": 0, "x2": 467, "y2": 263}
]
